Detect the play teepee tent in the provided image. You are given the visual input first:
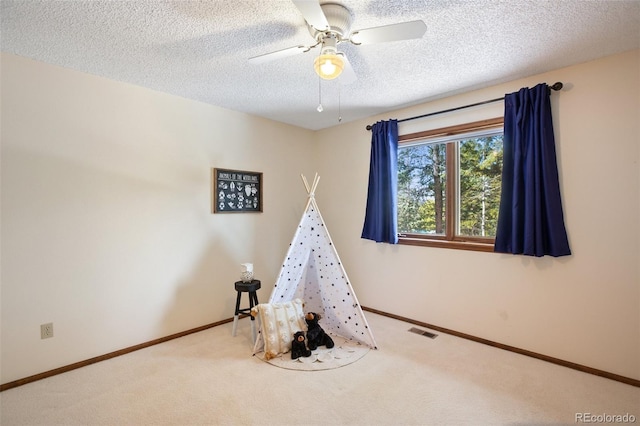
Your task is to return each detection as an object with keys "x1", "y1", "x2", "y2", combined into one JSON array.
[{"x1": 253, "y1": 174, "x2": 377, "y2": 355}]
